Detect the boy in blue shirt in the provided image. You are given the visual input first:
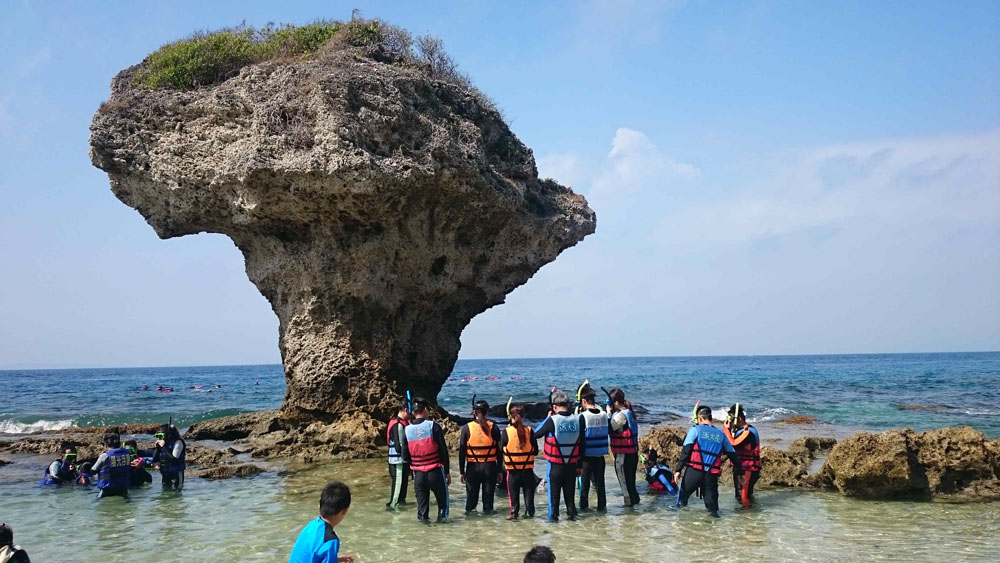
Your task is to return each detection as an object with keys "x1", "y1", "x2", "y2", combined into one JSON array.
[{"x1": 289, "y1": 481, "x2": 354, "y2": 563}]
